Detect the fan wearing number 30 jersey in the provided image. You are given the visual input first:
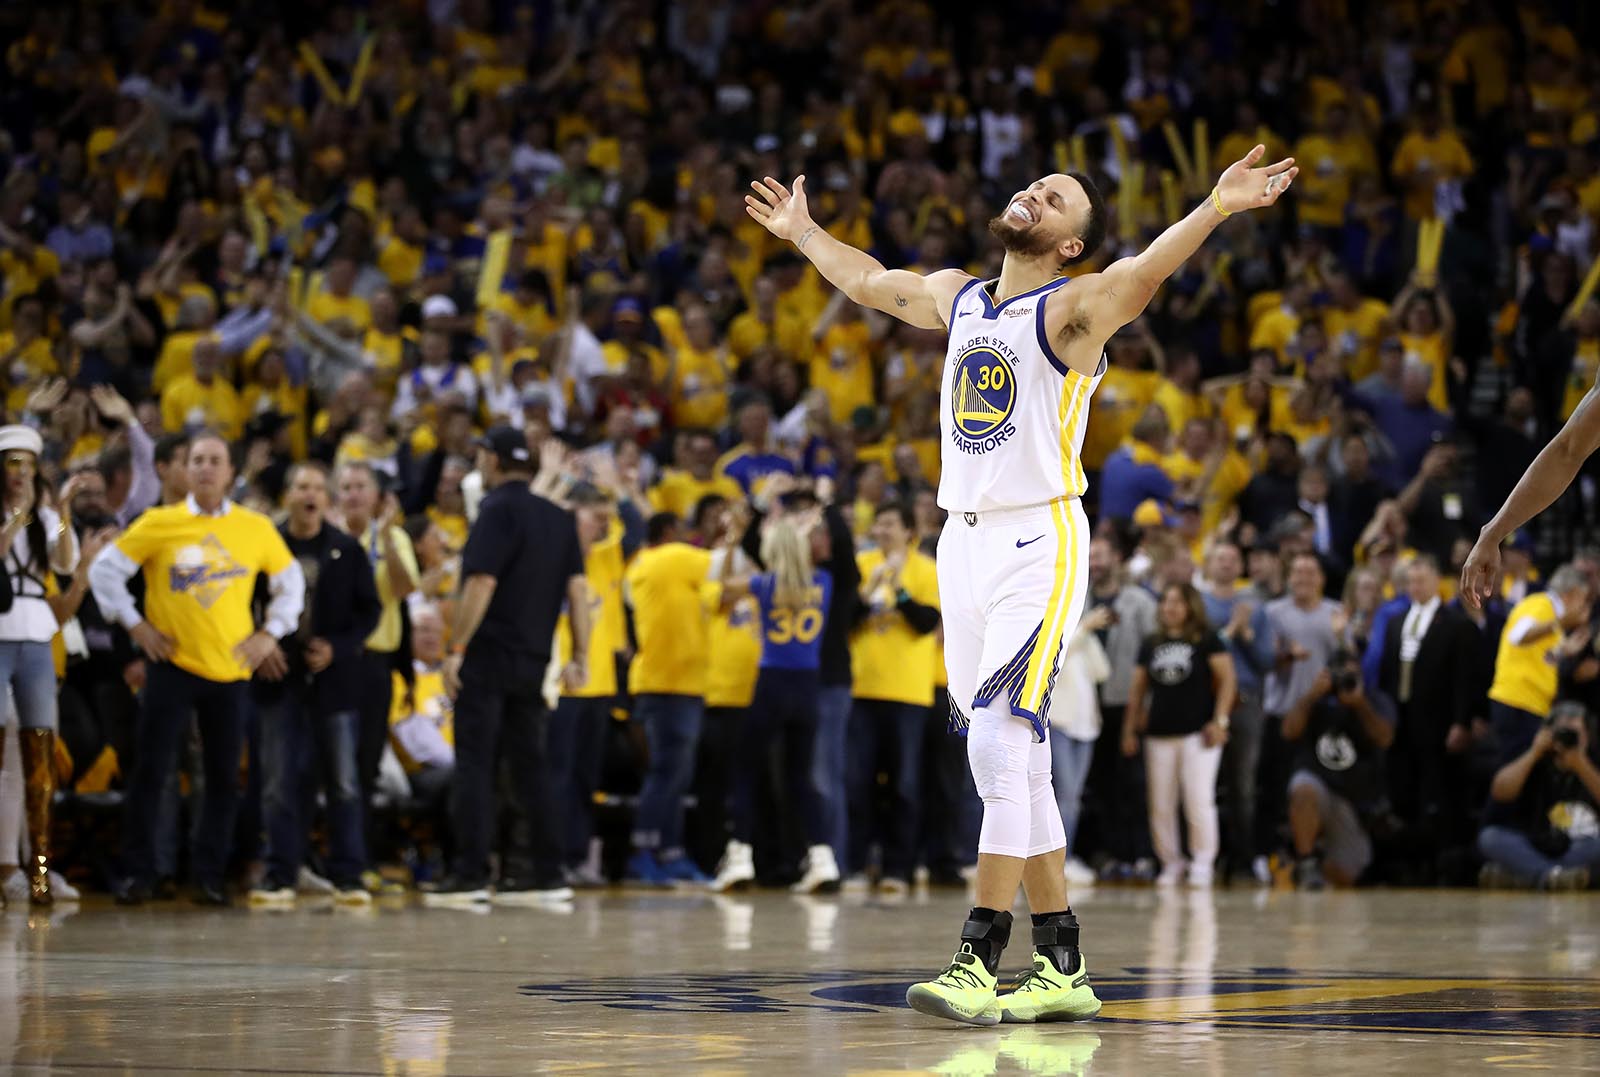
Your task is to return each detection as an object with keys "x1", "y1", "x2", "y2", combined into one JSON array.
[{"x1": 745, "y1": 147, "x2": 1298, "y2": 1026}]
